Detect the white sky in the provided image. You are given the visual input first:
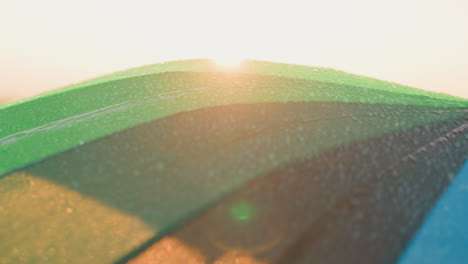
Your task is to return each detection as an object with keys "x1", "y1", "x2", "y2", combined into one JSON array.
[{"x1": 1, "y1": 0, "x2": 467, "y2": 100}]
